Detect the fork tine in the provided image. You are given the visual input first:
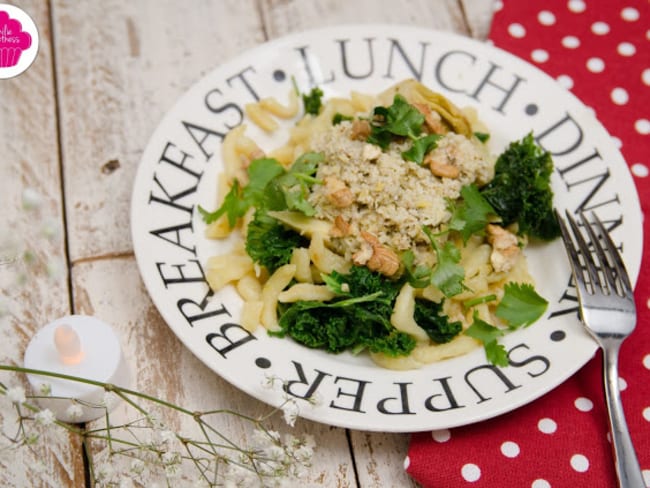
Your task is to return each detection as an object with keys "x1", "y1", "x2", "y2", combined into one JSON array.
[
  {"x1": 579, "y1": 212, "x2": 617, "y2": 295},
  {"x1": 564, "y1": 210, "x2": 603, "y2": 294},
  {"x1": 589, "y1": 212, "x2": 633, "y2": 295}
]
